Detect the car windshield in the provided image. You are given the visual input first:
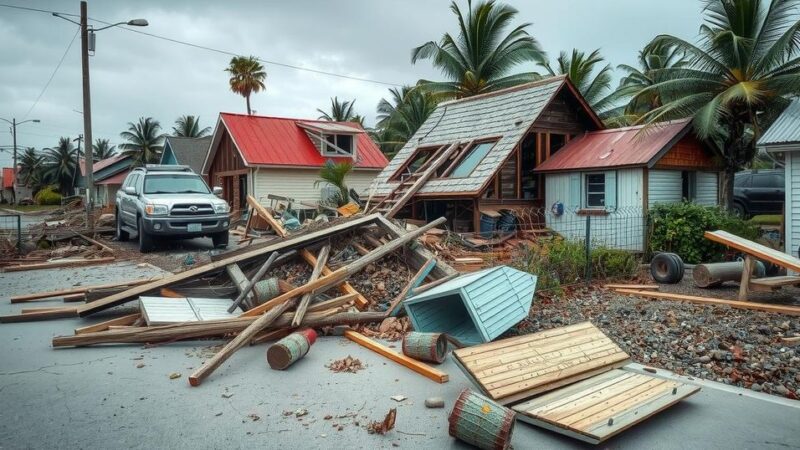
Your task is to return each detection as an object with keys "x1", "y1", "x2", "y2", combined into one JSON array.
[{"x1": 144, "y1": 175, "x2": 210, "y2": 194}]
